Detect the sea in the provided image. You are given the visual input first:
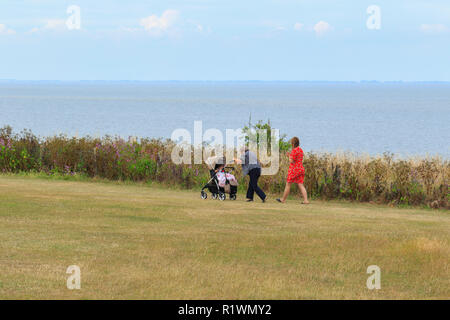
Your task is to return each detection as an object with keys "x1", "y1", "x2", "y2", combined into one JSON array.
[{"x1": 0, "y1": 81, "x2": 449, "y2": 157}]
